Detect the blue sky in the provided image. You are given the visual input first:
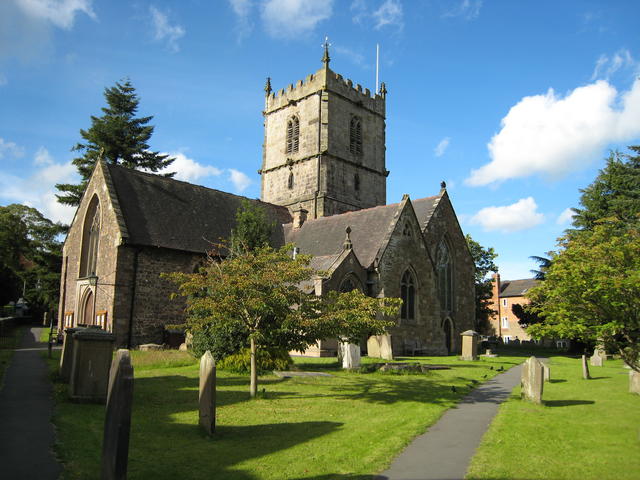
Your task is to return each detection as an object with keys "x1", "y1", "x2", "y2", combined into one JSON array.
[{"x1": 1, "y1": 0, "x2": 639, "y2": 280}]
